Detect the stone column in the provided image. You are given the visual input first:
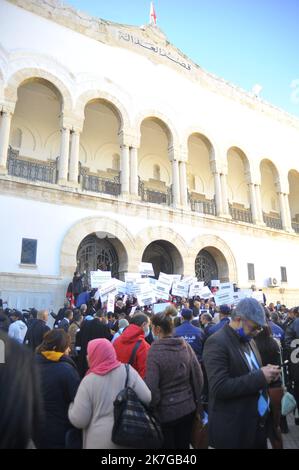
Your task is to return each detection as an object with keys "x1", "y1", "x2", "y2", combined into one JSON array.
[
  {"x1": 248, "y1": 183, "x2": 258, "y2": 224},
  {"x1": 279, "y1": 192, "x2": 293, "y2": 232},
  {"x1": 213, "y1": 171, "x2": 223, "y2": 216},
  {"x1": 68, "y1": 130, "x2": 81, "y2": 185},
  {"x1": 179, "y1": 161, "x2": 188, "y2": 208},
  {"x1": 254, "y1": 184, "x2": 265, "y2": 225},
  {"x1": 58, "y1": 126, "x2": 71, "y2": 185},
  {"x1": 120, "y1": 144, "x2": 130, "y2": 195},
  {"x1": 171, "y1": 158, "x2": 180, "y2": 207},
  {"x1": 130, "y1": 146, "x2": 139, "y2": 196},
  {"x1": 0, "y1": 111, "x2": 13, "y2": 174},
  {"x1": 220, "y1": 173, "x2": 231, "y2": 217}
]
